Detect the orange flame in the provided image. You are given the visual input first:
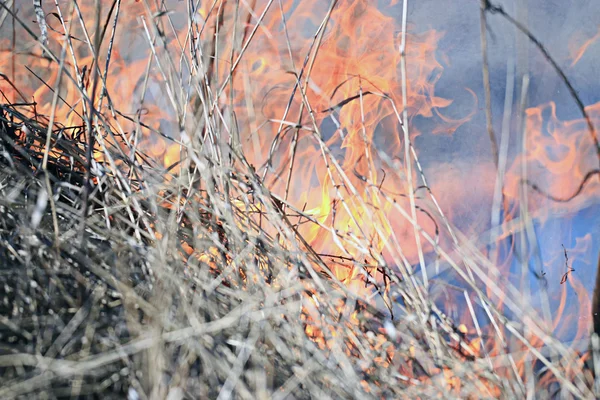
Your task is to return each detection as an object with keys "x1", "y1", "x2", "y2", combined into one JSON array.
[{"x1": 1, "y1": 0, "x2": 599, "y2": 393}]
